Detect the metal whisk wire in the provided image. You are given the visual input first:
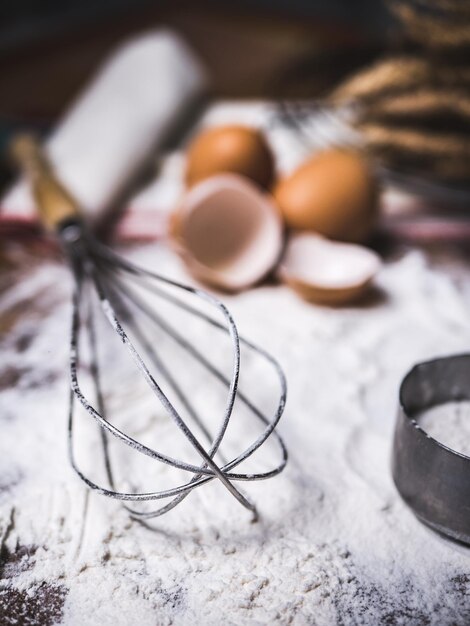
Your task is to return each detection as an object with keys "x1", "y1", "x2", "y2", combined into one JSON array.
[
  {"x1": 65, "y1": 228, "x2": 288, "y2": 520},
  {"x1": 11, "y1": 134, "x2": 288, "y2": 522}
]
